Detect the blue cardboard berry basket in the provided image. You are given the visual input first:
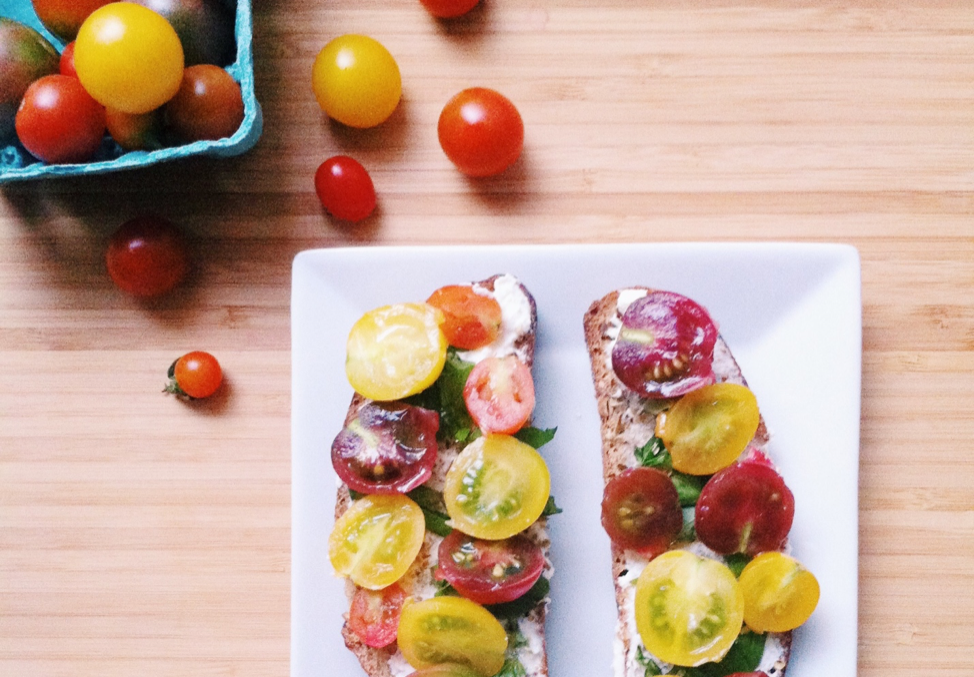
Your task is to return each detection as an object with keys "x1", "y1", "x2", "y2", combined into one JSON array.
[{"x1": 0, "y1": 0, "x2": 261, "y2": 184}]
